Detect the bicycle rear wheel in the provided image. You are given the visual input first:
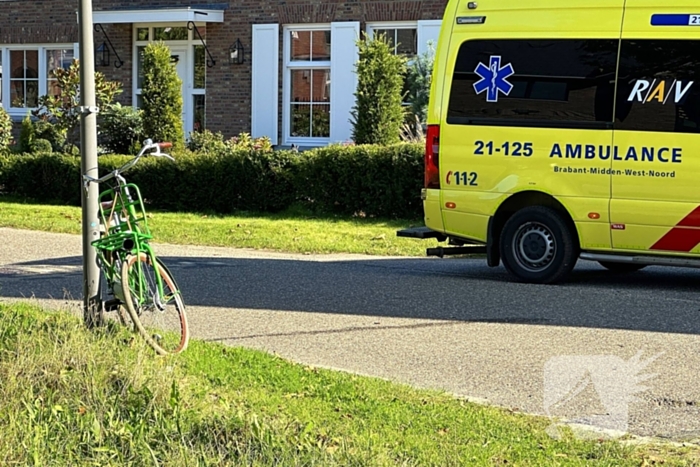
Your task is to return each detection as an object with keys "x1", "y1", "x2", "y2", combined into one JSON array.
[{"x1": 121, "y1": 252, "x2": 189, "y2": 355}]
